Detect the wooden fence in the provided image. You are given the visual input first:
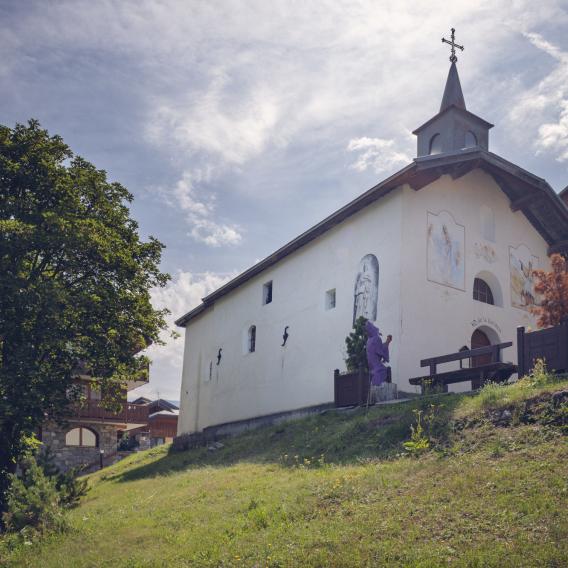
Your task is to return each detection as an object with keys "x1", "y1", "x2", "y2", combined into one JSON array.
[{"x1": 517, "y1": 320, "x2": 568, "y2": 377}]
